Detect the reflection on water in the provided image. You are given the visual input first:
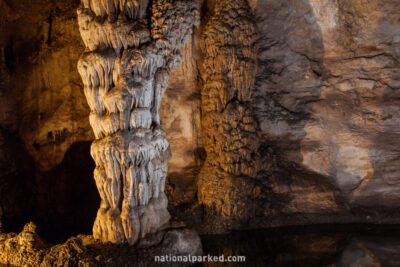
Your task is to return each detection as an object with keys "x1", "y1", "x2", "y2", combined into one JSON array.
[{"x1": 200, "y1": 224, "x2": 400, "y2": 266}]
